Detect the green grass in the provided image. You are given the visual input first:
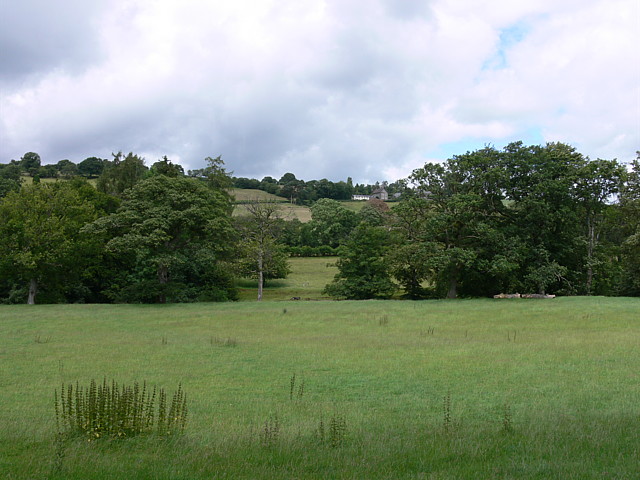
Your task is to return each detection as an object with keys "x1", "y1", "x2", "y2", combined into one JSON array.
[
  {"x1": 236, "y1": 256, "x2": 337, "y2": 301},
  {"x1": 20, "y1": 175, "x2": 98, "y2": 186},
  {"x1": 340, "y1": 200, "x2": 370, "y2": 212},
  {"x1": 1, "y1": 297, "x2": 639, "y2": 479}
]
